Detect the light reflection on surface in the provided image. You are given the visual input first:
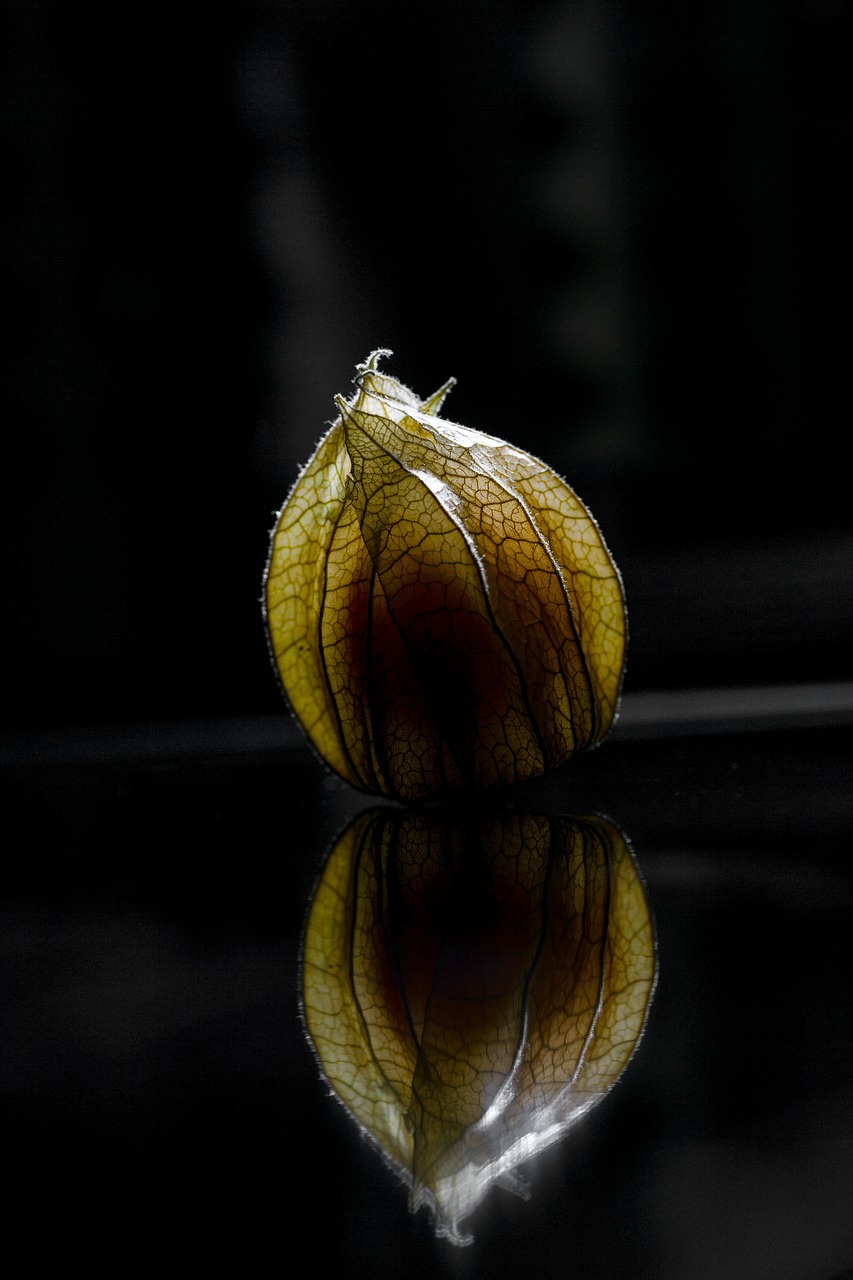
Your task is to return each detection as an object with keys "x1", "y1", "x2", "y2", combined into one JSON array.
[{"x1": 300, "y1": 807, "x2": 657, "y2": 1244}]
